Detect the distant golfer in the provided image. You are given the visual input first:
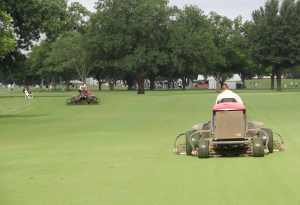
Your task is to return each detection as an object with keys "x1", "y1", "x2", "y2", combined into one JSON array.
[
  {"x1": 216, "y1": 84, "x2": 243, "y2": 104},
  {"x1": 7, "y1": 84, "x2": 11, "y2": 92}
]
